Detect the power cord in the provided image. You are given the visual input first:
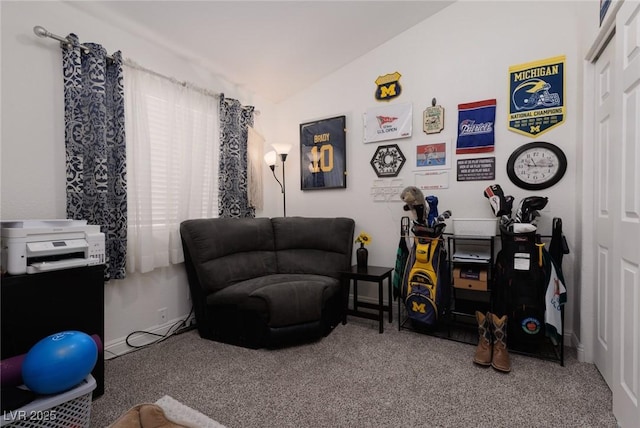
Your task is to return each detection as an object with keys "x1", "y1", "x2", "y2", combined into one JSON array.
[{"x1": 120, "y1": 306, "x2": 195, "y2": 353}]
